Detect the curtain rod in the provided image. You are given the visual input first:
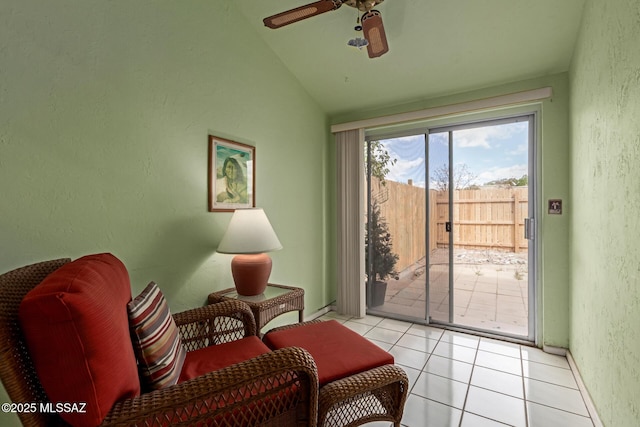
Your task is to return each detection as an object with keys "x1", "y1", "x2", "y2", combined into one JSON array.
[{"x1": 330, "y1": 87, "x2": 552, "y2": 133}]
